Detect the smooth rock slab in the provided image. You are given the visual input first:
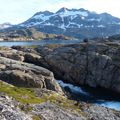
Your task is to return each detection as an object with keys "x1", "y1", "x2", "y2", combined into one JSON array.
[{"x1": 0, "y1": 57, "x2": 63, "y2": 94}]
